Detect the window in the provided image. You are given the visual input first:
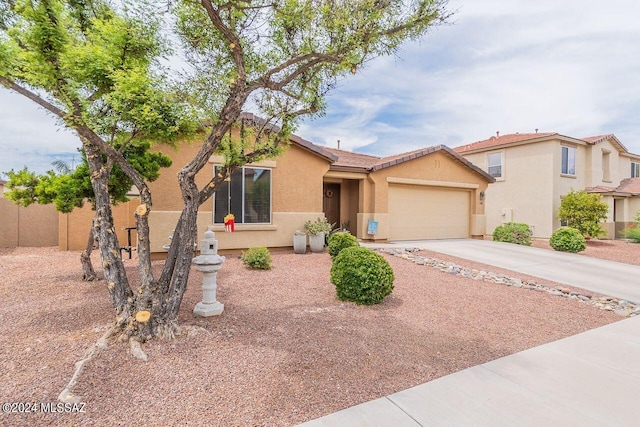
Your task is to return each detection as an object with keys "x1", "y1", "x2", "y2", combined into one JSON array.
[
  {"x1": 632, "y1": 162, "x2": 640, "y2": 178},
  {"x1": 214, "y1": 166, "x2": 271, "y2": 224},
  {"x1": 602, "y1": 150, "x2": 611, "y2": 182},
  {"x1": 487, "y1": 152, "x2": 502, "y2": 178},
  {"x1": 561, "y1": 146, "x2": 576, "y2": 175}
]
